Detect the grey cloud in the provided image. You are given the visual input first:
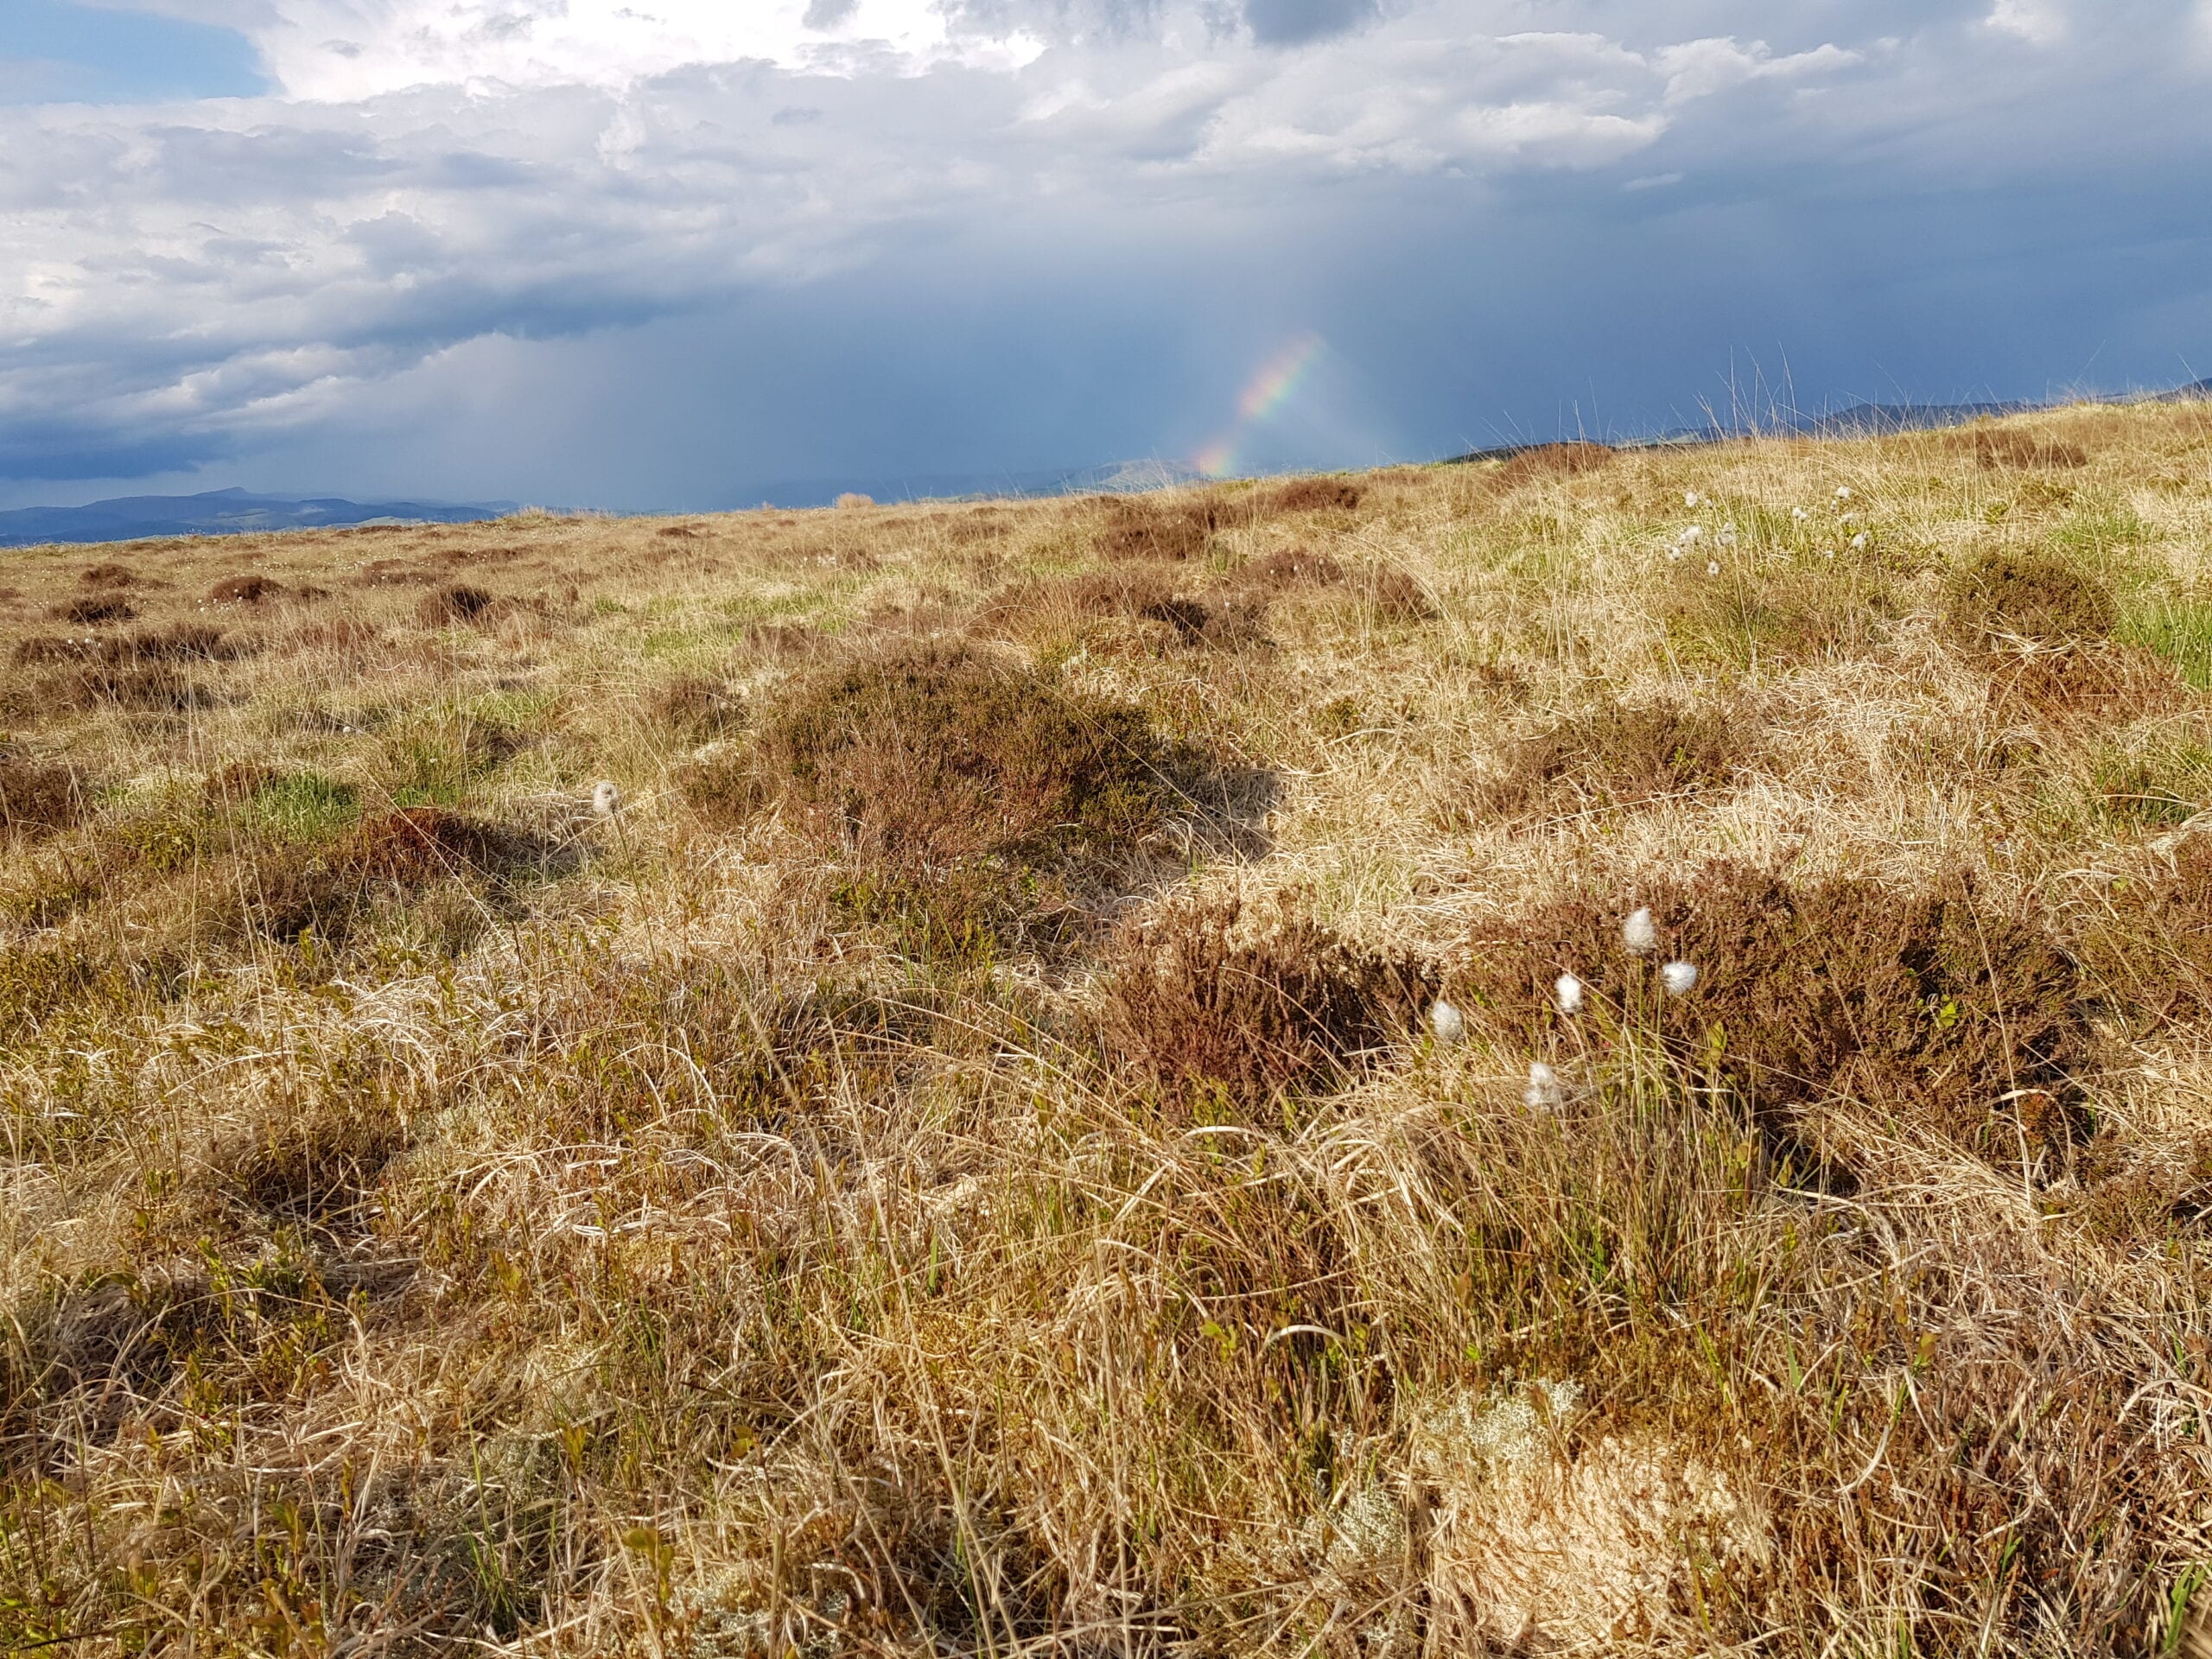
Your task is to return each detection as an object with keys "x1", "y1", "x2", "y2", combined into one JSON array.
[
  {"x1": 2, "y1": 0, "x2": 2209, "y2": 499},
  {"x1": 1241, "y1": 0, "x2": 1378, "y2": 45},
  {"x1": 802, "y1": 0, "x2": 860, "y2": 28}
]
